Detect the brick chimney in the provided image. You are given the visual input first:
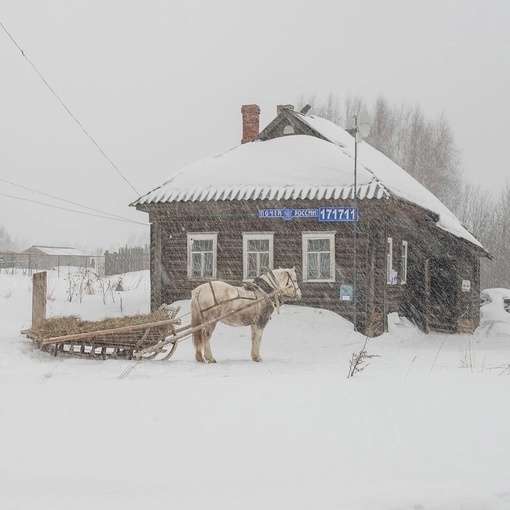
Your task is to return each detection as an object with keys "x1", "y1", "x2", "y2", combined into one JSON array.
[{"x1": 241, "y1": 104, "x2": 260, "y2": 144}]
